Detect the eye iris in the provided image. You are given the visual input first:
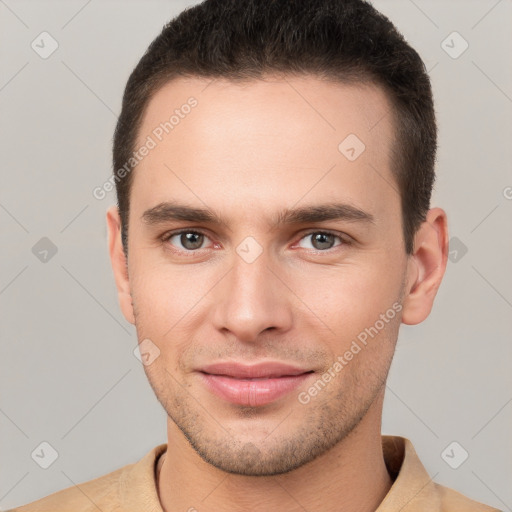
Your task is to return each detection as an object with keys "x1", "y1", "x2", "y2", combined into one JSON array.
[
  {"x1": 181, "y1": 232, "x2": 203, "y2": 250},
  {"x1": 312, "y1": 233, "x2": 335, "y2": 250}
]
